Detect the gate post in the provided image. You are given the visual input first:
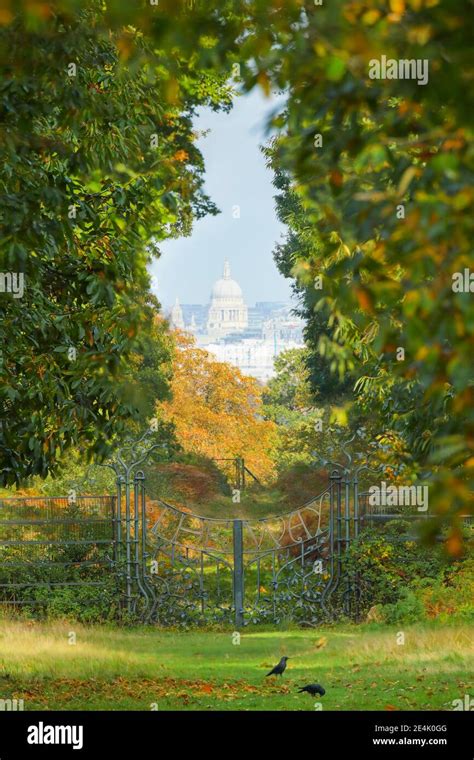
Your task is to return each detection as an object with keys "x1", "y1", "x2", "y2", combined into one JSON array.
[
  {"x1": 335, "y1": 470, "x2": 343, "y2": 579},
  {"x1": 353, "y1": 472, "x2": 359, "y2": 538},
  {"x1": 233, "y1": 520, "x2": 244, "y2": 628},
  {"x1": 124, "y1": 475, "x2": 133, "y2": 614}
]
